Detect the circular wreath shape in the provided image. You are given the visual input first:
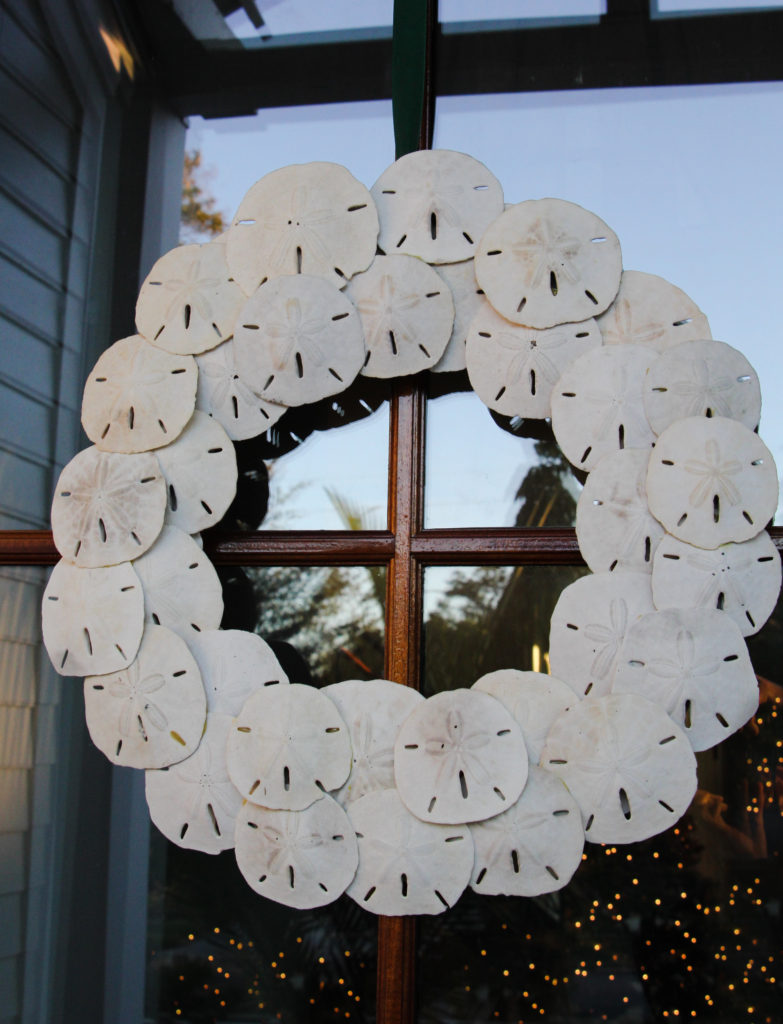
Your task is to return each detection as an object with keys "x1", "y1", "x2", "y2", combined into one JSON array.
[{"x1": 42, "y1": 150, "x2": 780, "y2": 915}]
